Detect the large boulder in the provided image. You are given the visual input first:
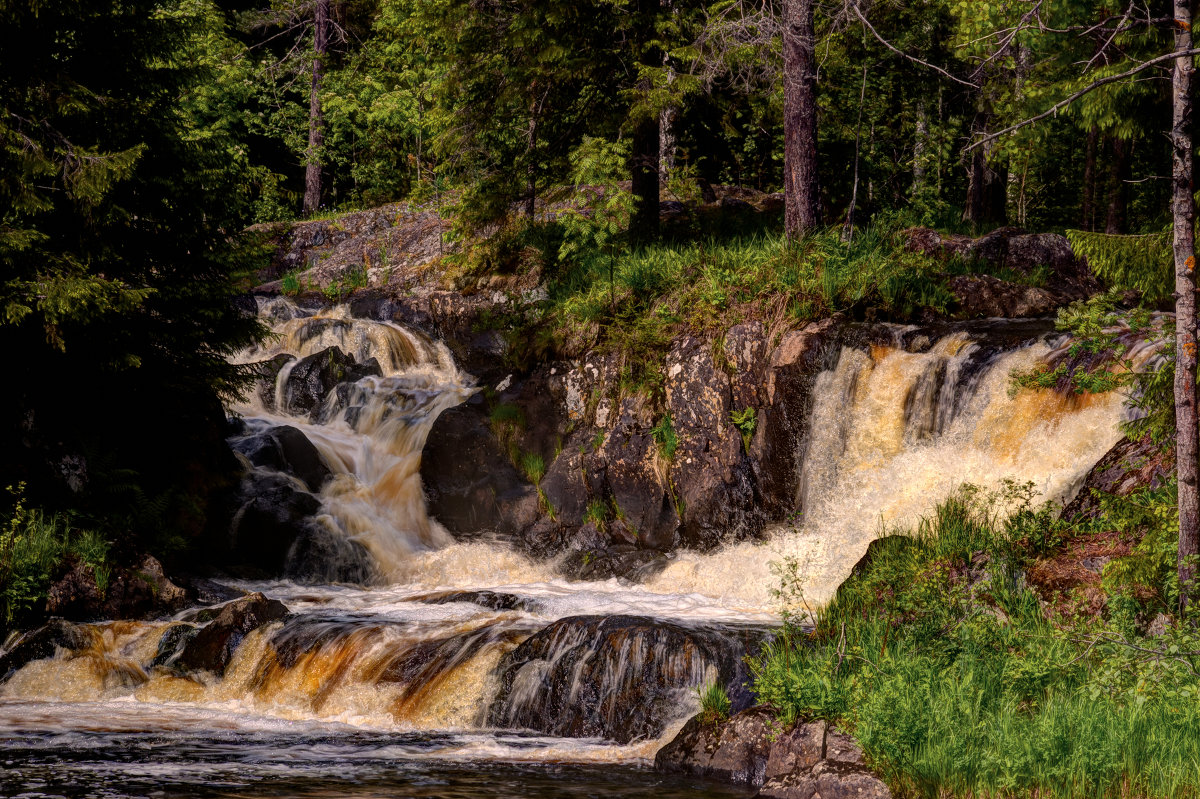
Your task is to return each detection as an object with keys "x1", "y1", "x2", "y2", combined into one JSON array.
[
  {"x1": 0, "y1": 619, "x2": 93, "y2": 681},
  {"x1": 1062, "y1": 435, "x2": 1175, "y2": 521},
  {"x1": 229, "y1": 423, "x2": 332, "y2": 492},
  {"x1": 176, "y1": 592, "x2": 289, "y2": 675},
  {"x1": 228, "y1": 470, "x2": 322, "y2": 576},
  {"x1": 248, "y1": 353, "x2": 295, "y2": 411},
  {"x1": 419, "y1": 399, "x2": 530, "y2": 535},
  {"x1": 656, "y1": 708, "x2": 892, "y2": 799},
  {"x1": 487, "y1": 615, "x2": 764, "y2": 743},
  {"x1": 947, "y1": 274, "x2": 1060, "y2": 319},
  {"x1": 281, "y1": 346, "x2": 382, "y2": 419},
  {"x1": 43, "y1": 554, "x2": 191, "y2": 623},
  {"x1": 665, "y1": 336, "x2": 761, "y2": 549}
]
